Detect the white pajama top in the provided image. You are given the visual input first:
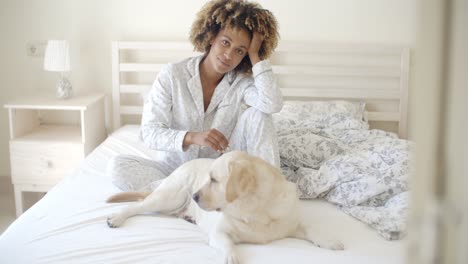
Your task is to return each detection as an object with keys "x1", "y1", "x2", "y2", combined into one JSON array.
[{"x1": 140, "y1": 55, "x2": 283, "y2": 172}]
